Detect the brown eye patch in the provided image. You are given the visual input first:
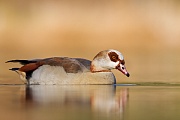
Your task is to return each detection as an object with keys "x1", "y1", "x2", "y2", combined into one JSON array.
[{"x1": 108, "y1": 52, "x2": 119, "y2": 62}]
